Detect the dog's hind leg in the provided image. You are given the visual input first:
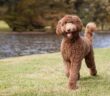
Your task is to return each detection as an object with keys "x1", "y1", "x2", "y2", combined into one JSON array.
[
  {"x1": 78, "y1": 73, "x2": 80, "y2": 80},
  {"x1": 85, "y1": 49, "x2": 97, "y2": 76}
]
